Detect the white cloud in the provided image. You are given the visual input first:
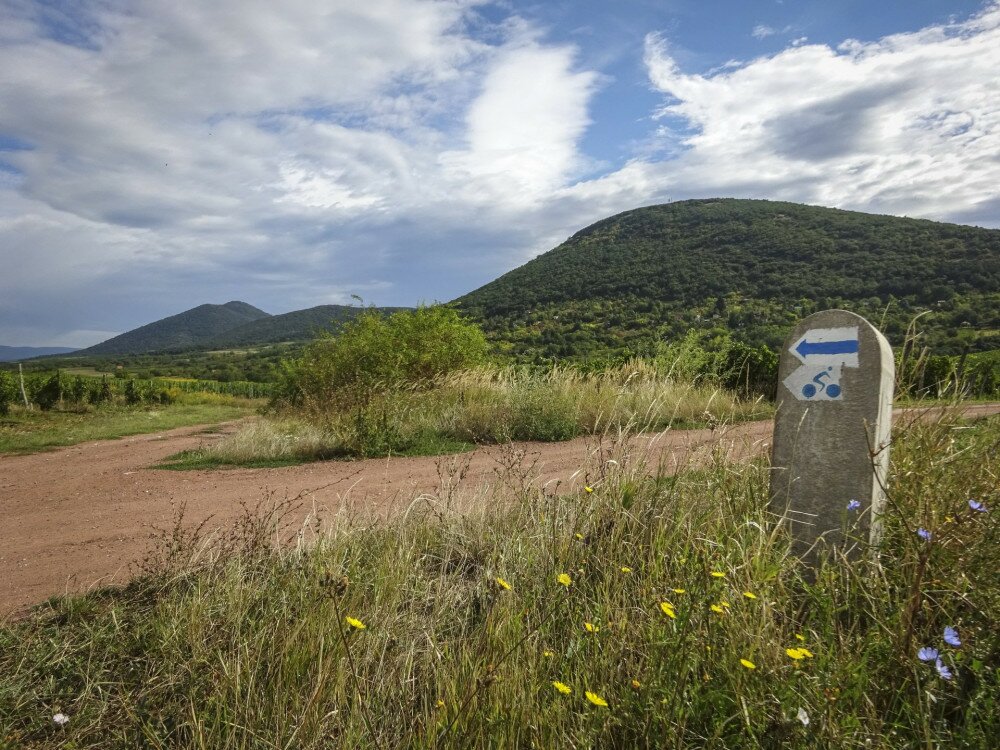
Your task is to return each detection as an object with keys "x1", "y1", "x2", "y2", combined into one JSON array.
[{"x1": 633, "y1": 4, "x2": 1000, "y2": 223}]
